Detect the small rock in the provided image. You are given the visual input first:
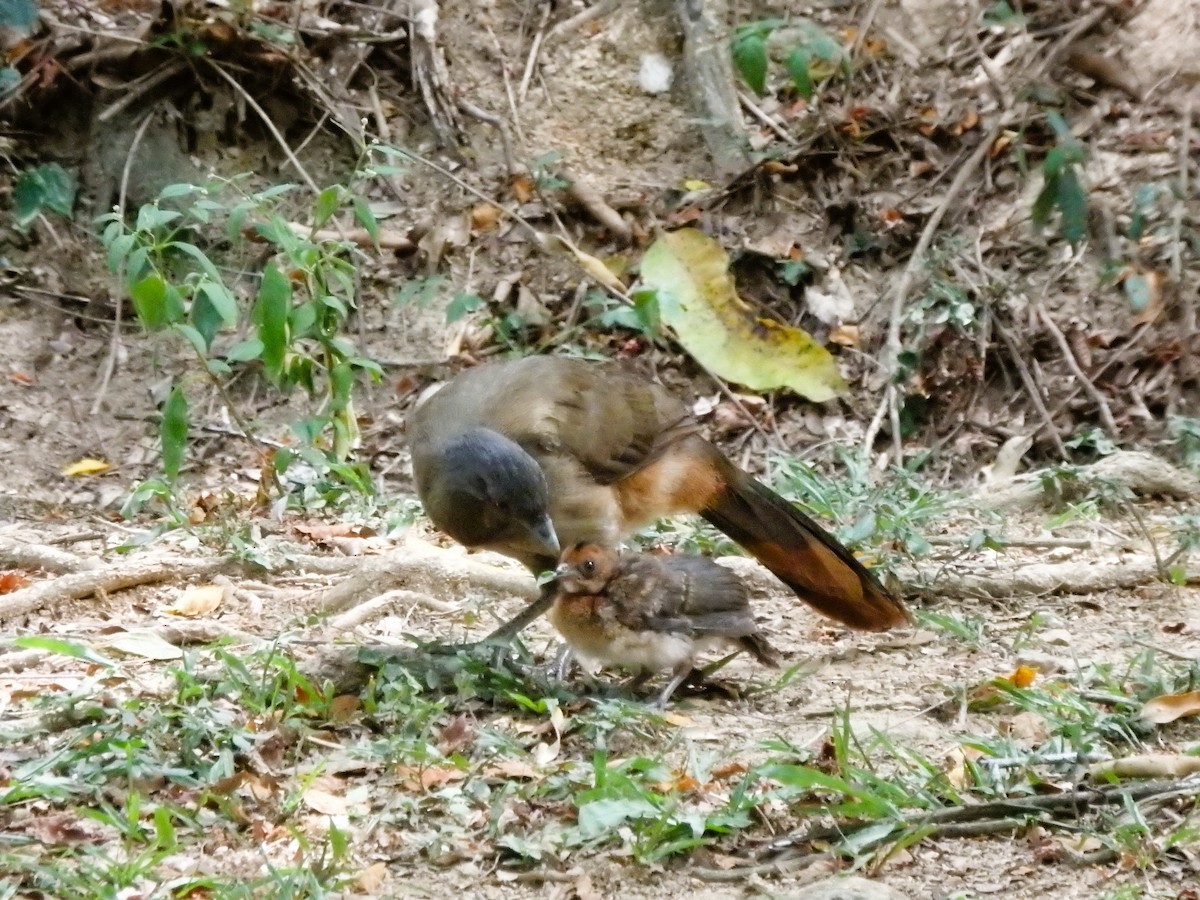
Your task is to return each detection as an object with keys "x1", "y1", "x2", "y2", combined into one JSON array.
[
  {"x1": 1042, "y1": 628, "x2": 1072, "y2": 646},
  {"x1": 778, "y1": 875, "x2": 909, "y2": 900},
  {"x1": 638, "y1": 53, "x2": 673, "y2": 93}
]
